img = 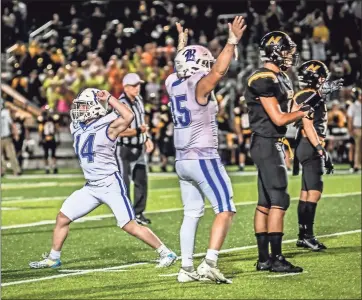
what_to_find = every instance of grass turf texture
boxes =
[1,171,361,299]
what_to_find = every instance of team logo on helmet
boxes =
[183,49,196,62]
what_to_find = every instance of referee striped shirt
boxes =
[118,92,147,146]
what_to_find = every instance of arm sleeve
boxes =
[247,72,279,97]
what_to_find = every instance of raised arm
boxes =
[196,16,247,105]
[96,90,134,140]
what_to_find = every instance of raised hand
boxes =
[227,16,247,45]
[96,90,111,102]
[176,22,188,52]
[318,78,344,97]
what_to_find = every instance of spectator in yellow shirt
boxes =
[313,20,330,43]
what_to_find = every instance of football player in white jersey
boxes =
[166,17,246,283]
[29,88,177,269]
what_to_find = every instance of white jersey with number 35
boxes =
[70,112,119,181]
[165,72,219,160]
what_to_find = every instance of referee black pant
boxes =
[115,144,148,216]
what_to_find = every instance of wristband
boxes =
[106,94,112,103]
[315,144,324,152]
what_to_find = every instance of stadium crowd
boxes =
[1,0,361,172]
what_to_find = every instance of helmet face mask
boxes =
[175,45,215,78]
[70,88,108,123]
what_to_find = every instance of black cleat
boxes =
[255,259,271,271]
[135,214,151,225]
[299,236,327,251]
[53,168,58,174]
[270,255,303,273]
[45,169,50,174]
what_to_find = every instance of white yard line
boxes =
[158,273,179,277]
[4,169,358,181]
[1,230,360,287]
[1,182,85,190]
[267,271,308,278]
[1,207,20,211]
[2,192,360,230]
[1,262,147,287]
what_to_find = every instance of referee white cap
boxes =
[123,73,145,86]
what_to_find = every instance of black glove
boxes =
[316,144,334,174]
[318,78,344,98]
[299,104,314,119]
[324,151,334,174]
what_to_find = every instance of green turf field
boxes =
[1,170,361,299]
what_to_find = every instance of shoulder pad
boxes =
[247,71,278,87]
[293,89,316,105]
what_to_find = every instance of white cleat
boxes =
[177,268,205,283]
[156,251,177,268]
[29,253,62,269]
[197,259,232,284]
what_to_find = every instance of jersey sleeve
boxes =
[187,71,208,91]
[247,72,279,97]
[101,111,119,124]
[165,73,179,95]
[70,122,80,135]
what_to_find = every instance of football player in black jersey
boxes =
[157,104,175,172]
[244,31,342,273]
[292,60,338,251]
[38,107,60,174]
[12,112,29,172]
[234,98,251,171]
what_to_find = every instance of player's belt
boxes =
[278,137,294,160]
[301,129,326,147]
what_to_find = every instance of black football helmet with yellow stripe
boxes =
[297,60,330,89]
[259,31,299,71]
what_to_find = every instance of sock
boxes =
[297,200,307,238]
[156,244,170,256]
[350,160,354,168]
[305,202,317,236]
[255,232,269,262]
[205,249,219,265]
[49,249,61,260]
[239,163,245,167]
[180,216,199,268]
[268,232,284,259]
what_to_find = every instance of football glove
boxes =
[299,103,314,119]
[316,144,334,174]
[318,78,344,98]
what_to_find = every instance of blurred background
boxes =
[1,0,361,174]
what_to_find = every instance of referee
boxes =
[116,73,154,225]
